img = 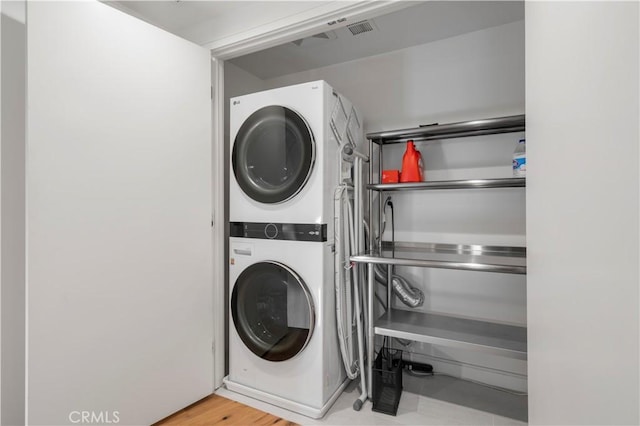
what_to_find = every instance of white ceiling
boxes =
[230,1,524,80]
[107,1,524,80]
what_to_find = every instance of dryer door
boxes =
[232,106,315,204]
[231,261,315,362]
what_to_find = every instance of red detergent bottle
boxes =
[400,140,424,182]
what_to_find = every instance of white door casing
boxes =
[27,2,213,424]
[211,57,226,387]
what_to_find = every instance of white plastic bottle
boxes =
[513,138,526,177]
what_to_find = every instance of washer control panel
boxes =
[230,222,327,242]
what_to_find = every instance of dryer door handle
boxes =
[233,248,252,256]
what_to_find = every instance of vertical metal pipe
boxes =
[352,157,368,408]
[377,141,383,253]
[372,141,383,401]
[386,140,392,309]
[367,262,374,400]
[354,159,360,259]
[354,158,362,345]
[387,264,393,311]
[368,139,374,254]
[367,140,375,402]
[355,157,369,366]
[353,250,368,408]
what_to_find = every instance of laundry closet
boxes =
[224,1,527,421]
[7,1,638,425]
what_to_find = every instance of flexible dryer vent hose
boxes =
[373,264,424,308]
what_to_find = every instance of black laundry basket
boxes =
[372,345,403,415]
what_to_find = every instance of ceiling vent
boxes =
[346,20,376,36]
[292,31,337,47]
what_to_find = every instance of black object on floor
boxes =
[372,346,403,416]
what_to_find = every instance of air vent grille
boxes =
[347,20,374,36]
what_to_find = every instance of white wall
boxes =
[526,2,639,425]
[0,1,26,424]
[264,20,525,134]
[227,21,527,391]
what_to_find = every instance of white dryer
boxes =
[229,80,361,227]
[224,232,348,419]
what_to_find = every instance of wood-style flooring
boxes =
[154,394,298,426]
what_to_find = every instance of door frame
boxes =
[211,57,226,387]
[208,0,413,388]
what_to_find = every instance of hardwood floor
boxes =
[154,394,298,426]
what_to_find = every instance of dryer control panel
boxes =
[230,222,327,242]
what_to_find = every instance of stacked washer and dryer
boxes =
[225,81,363,418]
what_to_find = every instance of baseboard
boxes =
[222,376,350,419]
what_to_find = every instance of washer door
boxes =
[231,261,315,362]
[232,106,315,204]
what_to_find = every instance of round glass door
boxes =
[232,106,315,204]
[231,261,315,362]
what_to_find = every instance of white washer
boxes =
[230,80,360,226]
[224,235,348,419]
